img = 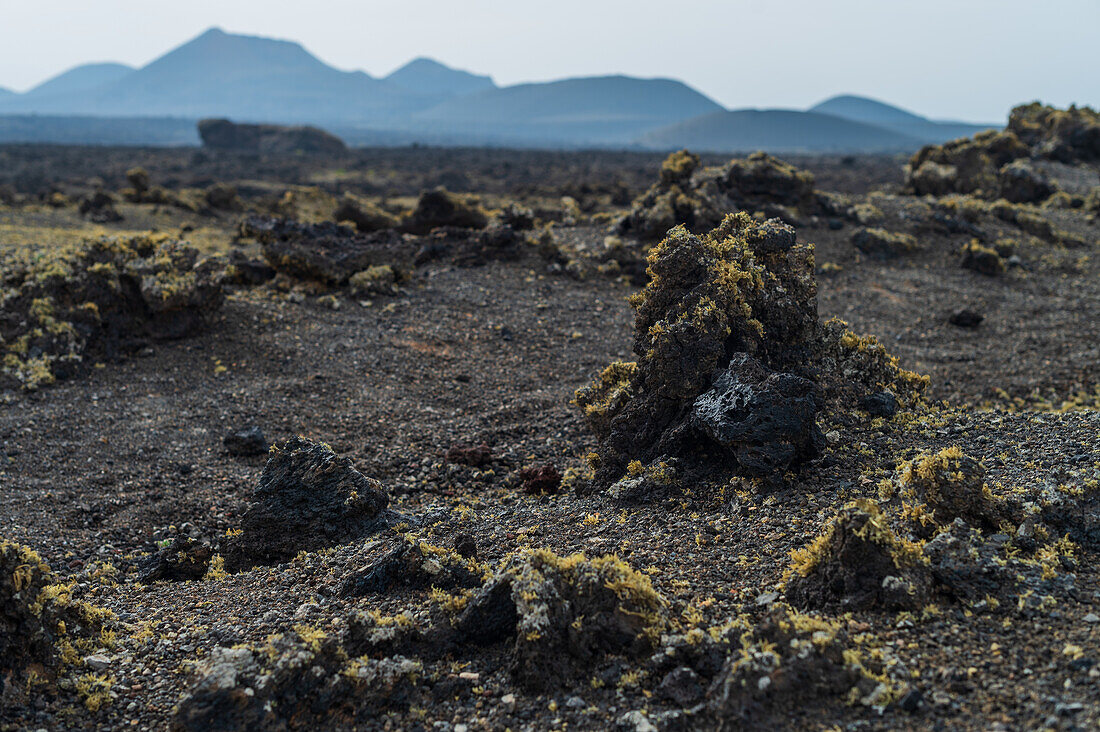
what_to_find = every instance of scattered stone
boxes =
[961,239,1006,276]
[78,191,123,223]
[859,390,898,417]
[851,226,920,259]
[241,216,407,286]
[334,193,399,232]
[949,309,984,328]
[998,160,1056,203]
[340,536,485,597]
[658,666,703,707]
[223,437,389,571]
[691,353,822,478]
[204,183,240,211]
[226,250,276,285]
[401,188,488,234]
[223,425,268,456]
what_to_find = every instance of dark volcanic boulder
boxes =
[241,215,408,285]
[691,353,822,477]
[784,500,931,612]
[997,159,1056,203]
[1,539,112,681]
[137,538,213,583]
[223,437,389,571]
[0,235,224,390]
[223,425,268,456]
[453,550,667,691]
[172,632,422,731]
[340,537,485,597]
[78,191,123,223]
[197,118,347,155]
[617,151,820,241]
[412,223,520,267]
[400,188,489,235]
[334,193,399,232]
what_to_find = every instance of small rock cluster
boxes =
[616,150,821,241]
[906,102,1099,201]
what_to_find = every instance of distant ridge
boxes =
[638,108,922,153]
[409,75,725,144]
[24,62,134,98]
[809,95,996,144]
[384,57,495,98]
[0,29,1007,151]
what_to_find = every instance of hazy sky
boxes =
[1,0,1097,121]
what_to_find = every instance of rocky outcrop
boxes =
[240,216,408,285]
[198,118,347,155]
[223,437,390,571]
[0,235,224,390]
[616,151,820,241]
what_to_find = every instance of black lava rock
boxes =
[137,538,213,583]
[859,391,898,418]
[224,437,389,571]
[949,310,984,328]
[223,426,268,456]
[691,353,823,477]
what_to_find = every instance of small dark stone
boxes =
[948,310,984,328]
[453,532,478,559]
[900,688,924,712]
[859,391,898,418]
[518,463,562,494]
[224,425,268,456]
[657,666,703,707]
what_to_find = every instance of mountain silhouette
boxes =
[809,94,995,143]
[409,75,724,144]
[638,108,922,153]
[384,57,495,98]
[0,29,1004,151]
[24,62,135,98]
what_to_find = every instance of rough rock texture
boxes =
[850,226,920,259]
[78,191,123,223]
[400,188,489,235]
[690,353,822,478]
[334,193,399,233]
[172,631,421,731]
[883,446,1014,539]
[453,550,667,690]
[705,606,899,725]
[784,500,931,611]
[0,235,224,390]
[223,437,389,571]
[997,160,1056,203]
[340,537,485,597]
[906,103,1099,198]
[137,538,213,584]
[240,216,408,285]
[412,223,521,267]
[197,118,348,155]
[1,539,112,679]
[516,463,563,494]
[577,213,819,492]
[616,151,819,241]
[960,240,1006,276]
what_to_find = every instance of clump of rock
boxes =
[223,437,390,571]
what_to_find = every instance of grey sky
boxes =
[1,0,1096,122]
